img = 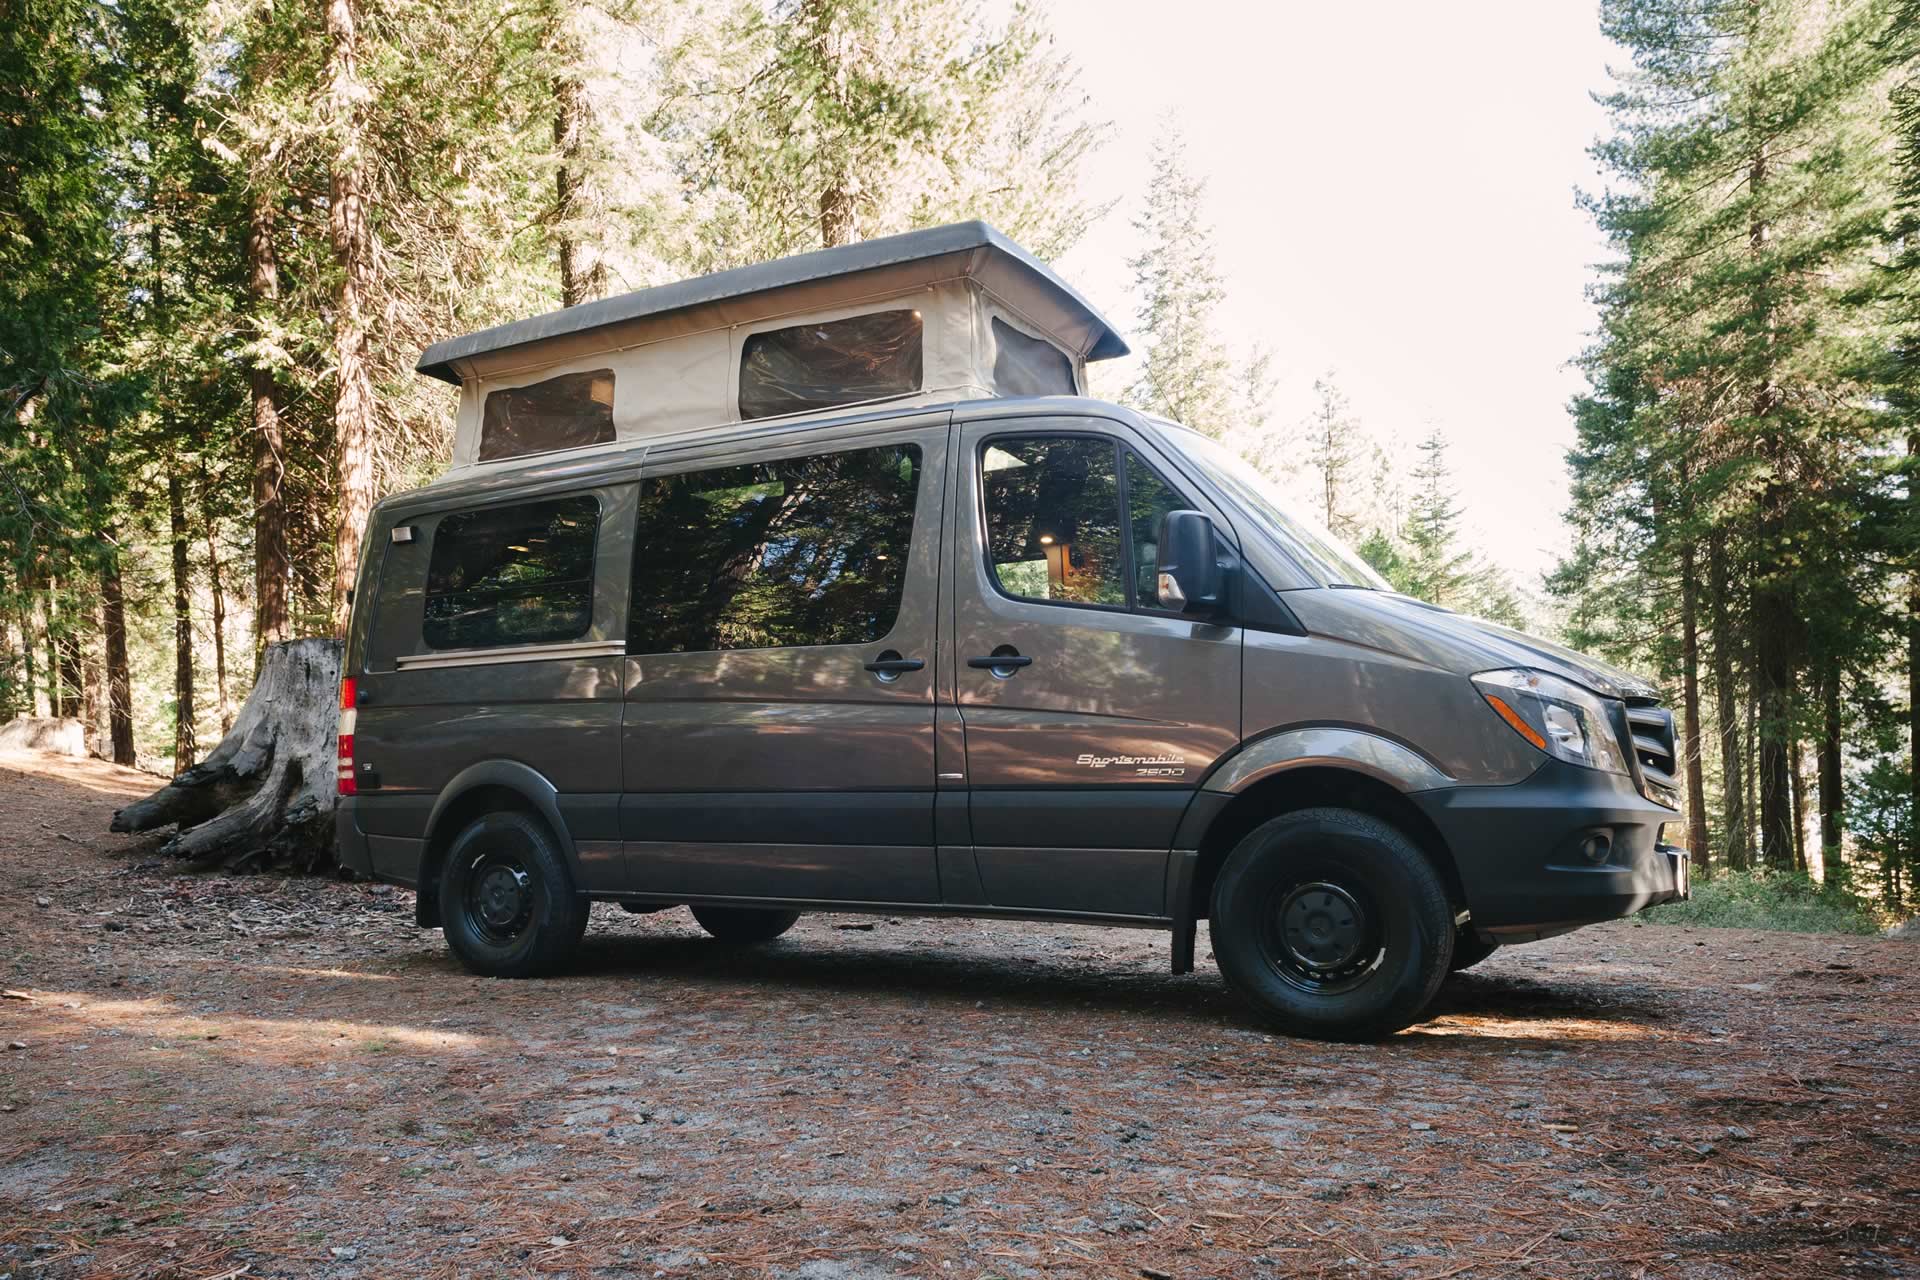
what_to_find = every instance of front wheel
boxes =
[439,811,588,978]
[1210,807,1453,1041]
[690,905,801,944]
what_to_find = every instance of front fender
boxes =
[1201,726,1456,796]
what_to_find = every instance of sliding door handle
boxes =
[864,651,924,682]
[967,646,1032,678]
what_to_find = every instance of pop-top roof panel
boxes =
[415,221,1128,385]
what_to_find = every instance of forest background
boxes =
[3,0,1916,910]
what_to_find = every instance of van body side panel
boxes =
[347,484,637,891]
[950,415,1242,918]
[620,419,949,902]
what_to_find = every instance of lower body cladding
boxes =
[336,764,1688,947]
[1409,757,1689,941]
[334,787,1187,922]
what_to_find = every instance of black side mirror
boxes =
[1156,509,1223,615]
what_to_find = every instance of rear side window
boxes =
[480,370,616,462]
[424,496,599,650]
[990,318,1076,397]
[629,445,920,654]
[738,311,924,420]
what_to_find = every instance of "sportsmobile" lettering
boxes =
[1075,753,1185,768]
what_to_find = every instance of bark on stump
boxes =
[111,638,342,871]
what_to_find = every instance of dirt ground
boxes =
[1,751,1916,1280]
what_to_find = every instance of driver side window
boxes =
[979,435,1196,611]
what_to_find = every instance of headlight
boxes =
[1471,669,1631,776]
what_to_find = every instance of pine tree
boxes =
[1399,430,1473,607]
[1563,0,1905,880]
[1304,374,1359,537]
[1121,123,1233,436]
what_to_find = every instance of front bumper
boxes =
[1411,758,1689,938]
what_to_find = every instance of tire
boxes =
[1209,807,1454,1041]
[1448,931,1500,972]
[690,905,801,944]
[438,810,588,978]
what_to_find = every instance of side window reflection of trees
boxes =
[628,445,921,654]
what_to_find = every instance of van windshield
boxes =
[1156,424,1389,591]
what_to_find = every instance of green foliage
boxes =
[0,0,1108,760]
[694,0,1103,261]
[1356,427,1536,629]
[1644,869,1885,935]
[1560,0,1911,884]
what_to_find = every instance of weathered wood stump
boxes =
[112,637,343,871]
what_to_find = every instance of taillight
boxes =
[337,677,357,797]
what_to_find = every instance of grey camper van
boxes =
[335,222,1688,1040]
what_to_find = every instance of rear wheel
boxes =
[1449,931,1500,972]
[690,905,801,944]
[1210,807,1453,1041]
[438,811,588,978]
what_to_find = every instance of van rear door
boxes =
[350,484,636,890]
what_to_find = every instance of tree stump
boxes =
[112,637,343,871]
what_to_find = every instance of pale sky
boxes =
[1046,0,1620,586]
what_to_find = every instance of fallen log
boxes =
[112,637,342,871]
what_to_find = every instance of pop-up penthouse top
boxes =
[416,221,1130,478]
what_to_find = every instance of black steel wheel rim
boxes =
[1260,878,1385,995]
[465,849,535,946]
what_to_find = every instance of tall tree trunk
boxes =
[819,184,854,248]
[1708,530,1751,870]
[100,546,135,766]
[804,0,855,249]
[169,474,196,772]
[1818,664,1842,872]
[42,581,59,717]
[202,484,232,733]
[1747,101,1797,873]
[1747,676,1760,845]
[51,568,83,720]
[327,0,375,638]
[18,562,39,716]
[86,599,106,749]
[1909,428,1918,903]
[0,566,14,719]
[248,193,291,655]
[1680,535,1710,871]
[1788,731,1807,873]
[552,67,602,308]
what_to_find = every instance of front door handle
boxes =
[864,650,925,682]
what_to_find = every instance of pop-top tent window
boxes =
[480,369,615,462]
[739,310,924,421]
[990,318,1076,397]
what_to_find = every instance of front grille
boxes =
[1624,701,1679,809]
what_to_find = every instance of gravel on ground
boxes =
[2,750,1916,1279]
